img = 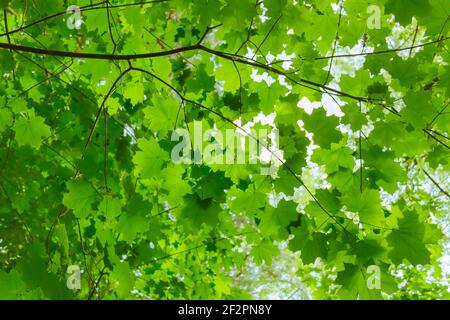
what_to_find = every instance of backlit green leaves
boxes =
[133,138,169,179]
[0,270,27,299]
[0,0,448,301]
[387,212,436,264]
[259,199,298,240]
[341,189,384,226]
[302,108,342,148]
[63,180,97,219]
[13,110,50,149]
[0,108,13,131]
[143,94,180,137]
[123,82,145,106]
[289,216,328,264]
[385,0,432,25]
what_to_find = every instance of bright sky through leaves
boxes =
[0,0,449,300]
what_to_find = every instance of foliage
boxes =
[0,0,449,300]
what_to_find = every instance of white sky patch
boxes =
[237,112,284,171]
[245,47,257,60]
[386,19,426,59]
[321,86,345,117]
[259,2,269,23]
[278,75,292,92]
[215,81,224,96]
[250,69,276,86]
[297,96,321,114]
[323,40,373,81]
[123,123,136,144]
[265,51,295,70]
[274,50,296,70]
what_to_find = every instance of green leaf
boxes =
[289,216,328,264]
[0,0,447,300]
[336,264,382,299]
[178,194,221,232]
[0,107,13,131]
[251,240,280,265]
[63,180,97,219]
[341,189,384,226]
[387,212,433,265]
[111,262,135,298]
[0,270,27,299]
[144,95,180,137]
[133,138,169,180]
[13,110,51,149]
[123,82,145,106]
[385,0,432,25]
[259,199,298,239]
[99,195,123,219]
[302,108,342,148]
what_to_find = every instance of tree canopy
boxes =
[0,0,449,300]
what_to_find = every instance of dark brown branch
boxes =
[88,265,107,300]
[422,168,450,200]
[82,68,133,155]
[424,128,450,151]
[197,23,222,45]
[251,14,282,60]
[0,41,372,102]
[323,2,343,84]
[105,0,118,54]
[429,101,450,126]
[409,26,419,57]
[315,36,450,60]
[0,41,200,60]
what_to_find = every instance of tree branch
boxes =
[422,168,450,200]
